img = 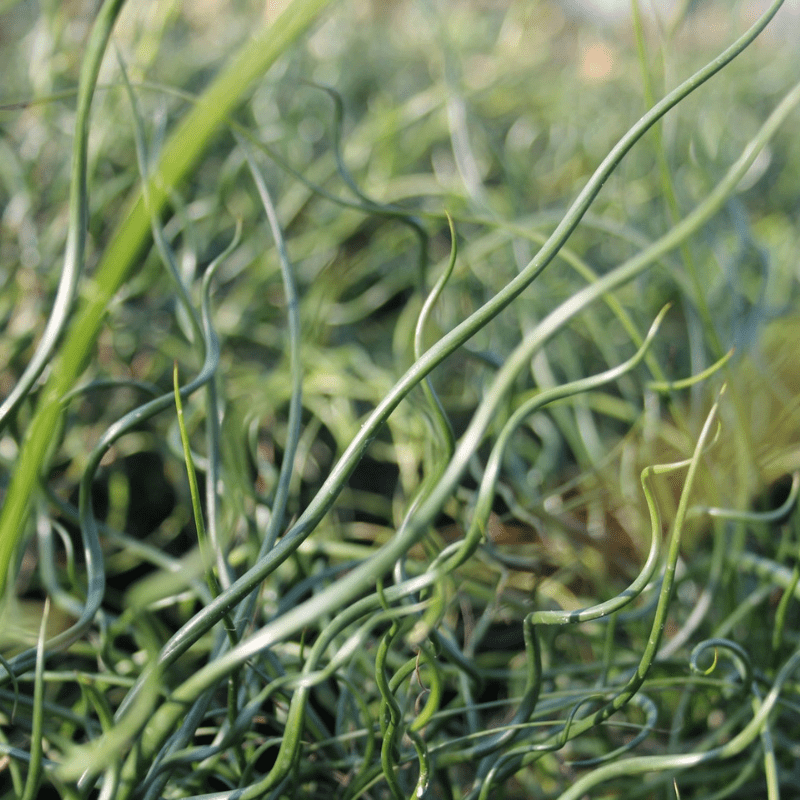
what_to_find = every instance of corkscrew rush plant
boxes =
[1,0,800,797]
[98,16,798,775]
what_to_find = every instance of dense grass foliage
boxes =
[1,1,800,797]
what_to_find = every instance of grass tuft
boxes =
[1,1,799,797]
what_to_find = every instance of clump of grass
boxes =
[1,1,800,798]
